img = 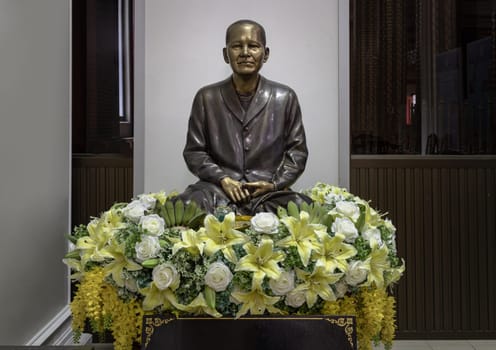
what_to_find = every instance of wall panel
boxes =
[350,156,496,339]
[72,155,133,226]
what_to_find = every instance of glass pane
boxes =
[350,0,496,155]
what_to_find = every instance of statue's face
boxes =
[224,24,269,77]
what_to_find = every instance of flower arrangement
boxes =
[64,183,404,350]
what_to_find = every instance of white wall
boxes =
[139,0,340,194]
[0,0,70,344]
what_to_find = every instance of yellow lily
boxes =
[170,229,204,256]
[385,259,405,286]
[200,213,248,263]
[182,292,222,318]
[140,282,184,311]
[235,239,285,288]
[231,286,282,318]
[364,238,390,288]
[103,240,142,287]
[152,190,170,206]
[313,233,357,273]
[294,266,343,308]
[101,209,127,231]
[62,258,84,281]
[76,218,115,265]
[277,211,326,267]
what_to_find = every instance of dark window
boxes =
[350,0,496,155]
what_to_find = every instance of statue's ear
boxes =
[223,48,229,64]
[263,47,270,62]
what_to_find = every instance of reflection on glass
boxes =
[350,0,496,155]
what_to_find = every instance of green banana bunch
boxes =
[158,199,206,229]
[278,201,333,230]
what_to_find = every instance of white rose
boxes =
[332,217,359,243]
[123,200,147,222]
[138,194,157,210]
[345,260,368,286]
[135,235,161,261]
[334,201,360,222]
[285,289,306,308]
[250,212,280,234]
[269,270,295,296]
[362,226,382,245]
[334,280,348,299]
[140,214,165,236]
[152,263,180,290]
[204,262,233,292]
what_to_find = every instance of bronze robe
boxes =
[178,75,311,214]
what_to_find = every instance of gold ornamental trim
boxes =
[325,316,356,349]
[143,316,175,349]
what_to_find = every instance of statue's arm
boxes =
[183,92,227,184]
[272,92,308,190]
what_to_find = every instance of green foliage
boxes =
[66,224,88,244]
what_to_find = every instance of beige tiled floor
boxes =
[373,340,496,350]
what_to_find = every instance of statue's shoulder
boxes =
[262,76,298,99]
[196,78,231,96]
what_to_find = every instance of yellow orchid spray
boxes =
[200,212,248,263]
[277,211,327,267]
[235,238,285,288]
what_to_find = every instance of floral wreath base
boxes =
[65,183,405,350]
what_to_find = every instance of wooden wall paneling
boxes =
[450,167,462,331]
[477,168,488,330]
[459,168,471,331]
[467,168,479,330]
[422,167,434,331]
[431,167,442,330]
[487,168,496,331]
[395,167,408,332]
[350,156,496,338]
[405,167,416,331]
[72,155,133,226]
[413,167,424,331]
[440,167,453,331]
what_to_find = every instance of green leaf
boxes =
[277,206,288,218]
[204,286,216,309]
[64,250,80,259]
[287,201,299,218]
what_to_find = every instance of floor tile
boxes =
[427,340,475,350]
[374,340,431,350]
[468,340,496,350]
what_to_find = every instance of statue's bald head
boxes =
[226,19,266,47]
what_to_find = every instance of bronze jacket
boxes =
[183,75,308,191]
